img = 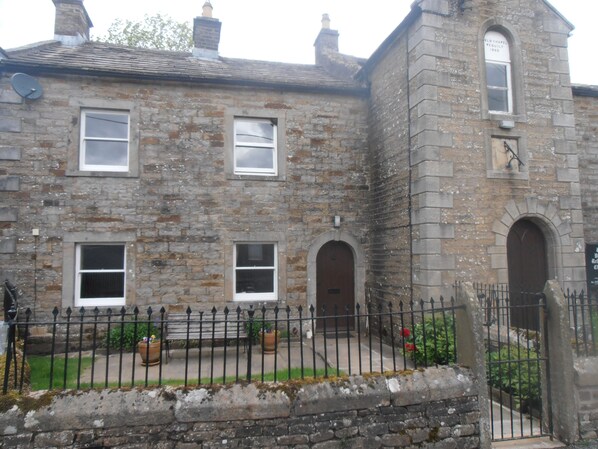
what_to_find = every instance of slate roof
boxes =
[1,41,367,95]
[572,84,598,97]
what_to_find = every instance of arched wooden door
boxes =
[507,219,548,330]
[316,241,355,330]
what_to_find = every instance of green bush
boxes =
[403,315,456,366]
[103,321,161,351]
[487,345,541,412]
[244,318,272,343]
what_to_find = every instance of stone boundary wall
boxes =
[575,357,598,440]
[0,366,481,448]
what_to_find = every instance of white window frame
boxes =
[75,243,126,307]
[233,242,277,301]
[484,30,513,114]
[233,118,278,176]
[80,109,130,172]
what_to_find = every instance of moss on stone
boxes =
[0,391,19,413]
[428,426,440,442]
[0,390,57,414]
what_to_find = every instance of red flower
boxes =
[401,328,411,338]
[405,343,416,352]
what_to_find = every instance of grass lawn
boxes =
[28,356,333,390]
[78,367,334,389]
[29,355,94,390]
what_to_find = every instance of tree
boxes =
[96,14,193,52]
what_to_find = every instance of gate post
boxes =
[455,282,491,449]
[543,280,579,443]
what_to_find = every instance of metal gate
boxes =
[475,284,552,441]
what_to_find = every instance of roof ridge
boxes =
[5,40,60,56]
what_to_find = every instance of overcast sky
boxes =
[0,0,595,84]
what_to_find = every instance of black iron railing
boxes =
[2,298,460,394]
[3,279,18,322]
[474,283,597,357]
[474,283,552,441]
[565,289,597,357]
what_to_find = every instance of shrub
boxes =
[402,315,456,366]
[103,321,161,351]
[244,318,272,343]
[487,345,541,412]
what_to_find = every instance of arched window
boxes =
[484,30,512,114]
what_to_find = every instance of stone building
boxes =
[0,0,596,318]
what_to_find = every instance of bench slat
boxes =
[165,313,248,342]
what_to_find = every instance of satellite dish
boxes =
[10,73,43,100]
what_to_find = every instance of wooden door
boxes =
[316,241,355,330]
[507,220,548,330]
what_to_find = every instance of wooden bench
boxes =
[165,312,248,361]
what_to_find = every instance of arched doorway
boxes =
[507,219,548,330]
[316,241,355,330]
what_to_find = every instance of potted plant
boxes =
[259,326,280,354]
[245,319,281,354]
[137,334,161,366]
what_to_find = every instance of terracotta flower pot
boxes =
[259,330,280,354]
[137,340,161,366]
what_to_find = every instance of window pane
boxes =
[486,63,508,88]
[235,146,274,170]
[236,244,274,267]
[85,112,128,139]
[488,88,509,112]
[81,245,124,270]
[84,141,128,166]
[80,272,124,298]
[235,269,274,294]
[235,120,274,144]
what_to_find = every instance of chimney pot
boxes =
[321,13,331,30]
[202,1,213,18]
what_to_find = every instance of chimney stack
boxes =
[314,15,360,79]
[193,1,222,59]
[52,0,93,46]
[314,14,339,66]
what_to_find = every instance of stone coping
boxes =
[0,365,476,436]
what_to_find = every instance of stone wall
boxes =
[572,95,598,439]
[367,21,413,304]
[0,74,369,317]
[574,357,598,440]
[365,0,586,300]
[575,91,598,245]
[0,367,481,448]
[441,0,583,294]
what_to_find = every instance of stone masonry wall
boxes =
[0,74,369,317]
[366,0,586,300]
[0,366,481,448]
[367,26,413,305]
[574,357,598,440]
[575,93,598,245]
[435,0,585,294]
